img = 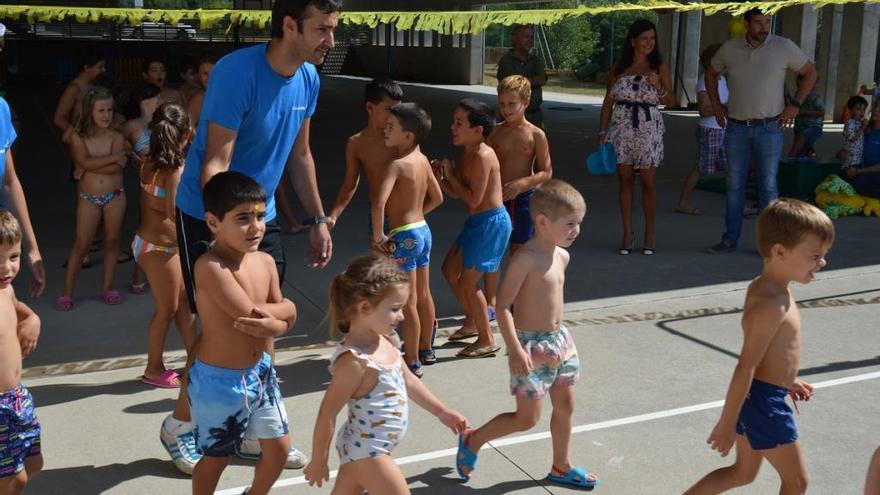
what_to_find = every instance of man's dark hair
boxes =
[364,76,404,104]
[203,171,267,221]
[123,82,161,120]
[77,47,104,72]
[743,8,768,23]
[389,103,431,145]
[512,24,532,36]
[847,95,868,110]
[457,98,495,138]
[271,0,342,38]
[141,56,166,74]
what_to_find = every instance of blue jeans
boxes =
[723,120,783,247]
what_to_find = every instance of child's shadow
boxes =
[27,458,187,493]
[28,379,167,408]
[408,467,552,494]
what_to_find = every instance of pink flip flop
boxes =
[140,370,181,388]
[54,294,74,311]
[103,289,123,306]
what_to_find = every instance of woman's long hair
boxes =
[615,19,663,75]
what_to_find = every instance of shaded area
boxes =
[7,76,880,369]
[26,459,188,494]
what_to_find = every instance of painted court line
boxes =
[216,370,880,494]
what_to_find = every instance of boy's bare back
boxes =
[489,121,546,184]
[348,129,398,204]
[0,286,20,391]
[383,150,435,228]
[509,245,568,332]
[194,250,278,369]
[458,143,504,214]
[742,276,801,389]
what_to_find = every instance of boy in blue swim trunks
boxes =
[685,198,834,495]
[0,210,43,494]
[188,172,298,495]
[484,75,552,318]
[372,102,443,377]
[455,180,598,488]
[435,99,512,359]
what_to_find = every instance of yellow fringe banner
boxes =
[0,1,877,35]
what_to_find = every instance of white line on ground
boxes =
[216,370,880,494]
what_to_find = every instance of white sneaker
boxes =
[238,438,309,469]
[159,417,202,475]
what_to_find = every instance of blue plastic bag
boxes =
[586,142,617,175]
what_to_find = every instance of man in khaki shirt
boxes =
[705,9,817,254]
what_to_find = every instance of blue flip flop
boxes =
[547,466,600,488]
[456,432,478,481]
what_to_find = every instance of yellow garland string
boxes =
[1,1,878,36]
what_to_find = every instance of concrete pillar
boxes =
[656,12,680,92]
[816,5,844,120]
[834,4,880,116]
[468,6,485,85]
[779,5,819,60]
[676,10,702,108]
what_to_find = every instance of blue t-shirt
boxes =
[864,127,880,168]
[176,43,320,221]
[0,97,16,182]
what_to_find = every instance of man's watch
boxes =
[790,99,802,108]
[302,215,330,226]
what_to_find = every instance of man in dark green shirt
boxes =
[497,25,547,127]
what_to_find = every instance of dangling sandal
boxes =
[456,430,478,481]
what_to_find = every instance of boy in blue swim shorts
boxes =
[455,180,598,489]
[372,102,443,377]
[686,198,835,495]
[435,99,512,359]
[188,173,298,495]
[0,210,43,494]
[483,75,552,318]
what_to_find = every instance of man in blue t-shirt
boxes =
[160,0,340,477]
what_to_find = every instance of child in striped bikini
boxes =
[133,103,196,388]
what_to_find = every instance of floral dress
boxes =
[608,74,665,169]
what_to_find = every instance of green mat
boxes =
[695,160,843,203]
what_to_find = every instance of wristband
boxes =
[302,215,330,226]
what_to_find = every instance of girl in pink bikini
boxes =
[56,87,128,311]
[134,103,196,388]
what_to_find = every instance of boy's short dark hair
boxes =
[364,77,404,104]
[847,95,868,110]
[203,172,267,221]
[0,210,21,246]
[142,56,166,74]
[123,82,161,120]
[389,103,431,145]
[77,47,104,71]
[756,198,834,258]
[271,0,342,37]
[457,98,496,138]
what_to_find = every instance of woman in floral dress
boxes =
[599,19,674,255]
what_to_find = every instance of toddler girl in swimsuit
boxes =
[304,253,468,494]
[56,87,128,311]
[135,103,196,388]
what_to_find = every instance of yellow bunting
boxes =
[0,1,878,36]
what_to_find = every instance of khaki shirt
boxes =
[711,34,809,120]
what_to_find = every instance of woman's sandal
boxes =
[419,319,439,365]
[103,289,123,306]
[619,234,635,256]
[54,294,74,311]
[547,465,600,488]
[456,430,478,481]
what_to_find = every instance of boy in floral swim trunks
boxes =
[0,210,43,494]
[454,180,599,489]
[371,102,443,377]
